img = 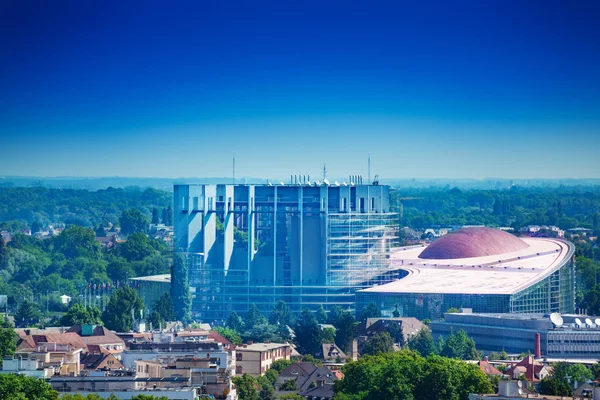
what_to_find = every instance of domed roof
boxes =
[418,227,529,260]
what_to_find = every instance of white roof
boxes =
[237,343,290,352]
[361,238,573,295]
[129,274,171,283]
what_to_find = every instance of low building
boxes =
[430,312,600,358]
[358,317,425,342]
[80,353,124,371]
[236,342,291,376]
[121,341,231,371]
[505,356,551,382]
[1,357,54,378]
[277,361,338,400]
[128,274,171,314]
[67,324,125,355]
[15,342,83,376]
[321,343,347,363]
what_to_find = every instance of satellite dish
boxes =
[280,182,285,186]
[324,179,330,185]
[586,318,594,327]
[595,318,600,326]
[342,182,348,186]
[334,181,340,186]
[575,318,584,328]
[518,389,523,395]
[517,381,523,388]
[550,313,563,328]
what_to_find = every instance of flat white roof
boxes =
[129,274,171,283]
[237,343,289,352]
[361,238,573,295]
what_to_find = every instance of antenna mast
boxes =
[368,153,371,183]
[323,164,327,180]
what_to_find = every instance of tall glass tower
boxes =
[173,179,398,321]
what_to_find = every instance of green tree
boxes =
[152,292,175,322]
[328,305,344,326]
[269,300,295,326]
[214,326,243,345]
[362,331,394,356]
[270,359,292,372]
[52,225,101,260]
[279,394,304,400]
[322,327,336,343]
[316,304,328,324]
[359,302,381,321]
[60,304,103,326]
[226,310,244,331]
[0,323,17,366]
[280,379,298,391]
[0,374,59,400]
[151,208,160,224]
[334,311,356,353]
[147,311,164,330]
[119,209,149,235]
[118,232,155,262]
[233,374,259,400]
[439,330,480,360]
[408,327,437,357]
[102,286,144,332]
[259,382,276,400]
[392,304,400,318]
[162,206,173,226]
[295,308,323,356]
[171,252,191,323]
[245,303,267,330]
[14,300,42,327]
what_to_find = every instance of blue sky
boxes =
[1,0,599,179]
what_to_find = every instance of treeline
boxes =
[0,186,171,230]
[393,186,600,230]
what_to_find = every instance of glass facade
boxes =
[174,183,398,321]
[356,258,576,320]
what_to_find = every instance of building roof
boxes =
[419,227,529,259]
[478,359,503,376]
[361,237,573,296]
[321,343,347,361]
[237,342,289,352]
[129,274,171,283]
[80,353,122,370]
[18,332,87,351]
[66,325,124,347]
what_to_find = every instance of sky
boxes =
[1,0,599,180]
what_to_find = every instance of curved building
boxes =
[356,227,576,320]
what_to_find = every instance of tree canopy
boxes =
[102,286,144,332]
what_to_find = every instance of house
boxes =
[66,324,125,354]
[477,358,503,376]
[358,317,425,342]
[14,342,83,376]
[17,332,87,353]
[321,343,347,362]
[235,342,291,376]
[277,362,339,400]
[80,353,124,371]
[505,356,551,382]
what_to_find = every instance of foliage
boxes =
[214,326,243,345]
[301,354,323,366]
[270,359,292,372]
[226,310,244,331]
[540,362,593,396]
[0,374,59,400]
[439,330,480,360]
[14,300,42,328]
[279,393,304,400]
[408,328,437,357]
[0,323,17,366]
[280,379,298,391]
[129,395,169,400]
[119,209,149,235]
[259,381,276,400]
[233,374,260,400]
[264,368,278,386]
[61,394,106,400]
[245,303,267,329]
[295,308,323,356]
[102,286,144,332]
[170,252,191,323]
[362,331,395,356]
[384,321,405,346]
[334,350,493,400]
[269,300,295,326]
[359,302,381,322]
[152,292,175,322]
[333,311,357,353]
[316,304,328,323]
[322,327,336,343]
[117,232,156,262]
[60,303,103,326]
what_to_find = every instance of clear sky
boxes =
[1,0,599,180]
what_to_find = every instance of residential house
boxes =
[277,362,339,400]
[477,358,503,376]
[505,356,551,382]
[80,352,124,372]
[67,324,125,355]
[321,343,347,363]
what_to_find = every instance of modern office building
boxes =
[356,227,576,320]
[173,179,398,321]
[431,312,600,359]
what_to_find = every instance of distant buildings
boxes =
[235,342,291,376]
[174,181,398,320]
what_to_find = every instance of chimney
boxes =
[534,333,541,358]
[247,341,253,345]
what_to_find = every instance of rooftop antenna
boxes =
[232,152,236,184]
[368,153,371,183]
[323,164,327,180]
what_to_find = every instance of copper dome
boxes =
[418,227,529,260]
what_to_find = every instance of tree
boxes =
[14,300,42,327]
[270,359,292,372]
[214,326,243,345]
[259,382,276,400]
[171,253,191,323]
[316,304,328,324]
[0,374,59,400]
[152,292,175,322]
[328,305,344,326]
[148,311,164,330]
[233,374,259,400]
[102,286,144,332]
[439,330,480,360]
[362,331,394,356]
[269,300,295,326]
[334,311,356,352]
[151,208,160,224]
[385,321,405,346]
[245,304,267,330]
[119,209,149,236]
[52,225,101,260]
[392,304,400,318]
[0,324,17,366]
[162,206,173,226]
[294,308,323,356]
[60,303,103,326]
[322,327,336,343]
[118,232,155,262]
[541,362,593,396]
[359,302,381,321]
[408,327,437,357]
[226,310,244,331]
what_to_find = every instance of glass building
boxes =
[356,228,576,320]
[173,179,398,321]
